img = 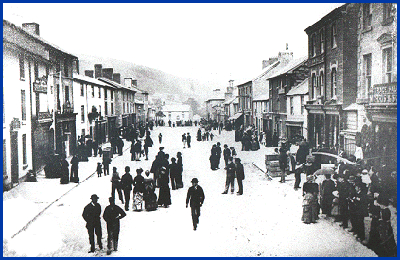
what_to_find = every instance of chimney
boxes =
[229,80,234,88]
[94,64,102,78]
[112,73,121,84]
[22,23,40,36]
[124,78,133,87]
[102,68,113,80]
[278,43,293,62]
[132,79,137,87]
[262,57,278,70]
[85,70,94,78]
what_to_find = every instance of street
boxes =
[4,126,377,257]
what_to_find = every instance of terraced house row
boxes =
[3,20,149,189]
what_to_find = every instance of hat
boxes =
[191,178,199,183]
[136,168,143,174]
[91,194,99,200]
[362,169,368,174]
[306,175,314,181]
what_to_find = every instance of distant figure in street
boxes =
[223,144,231,168]
[132,168,145,211]
[176,152,184,189]
[230,147,237,158]
[111,167,124,205]
[187,133,191,148]
[158,133,163,144]
[210,132,214,141]
[235,158,245,195]
[96,162,102,177]
[216,142,222,169]
[117,137,124,156]
[197,128,202,141]
[210,144,218,170]
[103,197,126,255]
[182,133,187,148]
[103,156,112,176]
[143,135,153,160]
[279,147,288,183]
[70,155,80,183]
[60,154,69,184]
[134,139,142,161]
[168,120,172,127]
[186,178,205,231]
[222,157,236,194]
[169,157,179,190]
[82,194,103,253]
[120,166,134,211]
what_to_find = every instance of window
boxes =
[65,86,69,102]
[21,90,26,121]
[301,96,304,115]
[81,105,85,123]
[320,29,324,54]
[80,83,84,97]
[104,89,108,99]
[383,3,393,23]
[19,53,25,80]
[331,68,337,98]
[123,103,125,114]
[363,54,372,94]
[277,98,280,111]
[311,73,317,99]
[312,33,317,56]
[22,134,27,165]
[290,97,294,115]
[111,103,114,114]
[331,22,337,48]
[92,86,95,98]
[64,59,69,77]
[363,3,372,29]
[383,47,393,83]
[111,90,114,100]
[319,71,324,98]
[98,87,101,98]
[182,113,185,119]
[56,84,61,111]
[34,61,39,81]
[105,102,108,116]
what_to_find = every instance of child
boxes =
[96,162,102,177]
[230,147,237,158]
[98,147,103,157]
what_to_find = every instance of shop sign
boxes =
[371,82,397,104]
[33,76,48,93]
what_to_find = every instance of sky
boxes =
[4,3,343,86]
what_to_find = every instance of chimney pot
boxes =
[22,23,40,36]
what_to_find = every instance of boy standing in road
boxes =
[186,178,205,231]
[103,197,126,255]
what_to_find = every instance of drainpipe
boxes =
[28,59,35,173]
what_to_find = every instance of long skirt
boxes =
[133,192,144,210]
[301,193,319,224]
[158,186,171,206]
[144,192,158,211]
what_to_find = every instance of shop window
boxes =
[290,97,294,115]
[331,69,337,98]
[105,102,108,116]
[320,28,324,54]
[301,96,304,115]
[383,3,393,24]
[22,134,27,165]
[21,90,26,121]
[311,73,317,100]
[80,83,84,97]
[319,71,324,98]
[81,105,85,123]
[382,47,393,83]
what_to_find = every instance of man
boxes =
[70,154,79,183]
[216,142,222,169]
[278,147,288,183]
[103,156,112,176]
[320,173,336,216]
[182,133,187,148]
[223,144,231,168]
[186,133,191,148]
[186,178,205,231]
[222,157,236,194]
[120,166,134,211]
[82,194,103,253]
[235,158,245,195]
[103,197,126,255]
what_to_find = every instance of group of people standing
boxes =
[182,133,192,148]
[197,128,214,142]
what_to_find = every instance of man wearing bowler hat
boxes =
[186,178,205,231]
[82,194,103,253]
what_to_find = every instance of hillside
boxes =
[78,54,215,105]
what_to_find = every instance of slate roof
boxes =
[268,56,308,80]
[286,78,309,96]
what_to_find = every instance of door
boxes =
[64,133,70,158]
[10,131,19,183]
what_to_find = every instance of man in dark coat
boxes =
[235,158,245,195]
[70,155,79,183]
[278,147,288,183]
[320,173,336,216]
[222,157,236,194]
[103,197,126,255]
[103,156,112,176]
[60,154,69,184]
[216,142,222,169]
[272,131,279,147]
[169,157,179,190]
[186,133,191,148]
[82,194,103,253]
[296,138,309,165]
[117,137,124,156]
[337,173,353,228]
[120,166,134,211]
[186,178,205,231]
[223,144,231,168]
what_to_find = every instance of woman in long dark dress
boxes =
[132,168,145,211]
[176,152,183,188]
[143,170,158,211]
[157,167,171,207]
[302,175,319,224]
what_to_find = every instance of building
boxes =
[304,3,360,151]
[356,3,397,169]
[237,80,253,128]
[205,89,225,122]
[286,78,309,142]
[268,56,308,141]
[162,104,192,126]
[73,73,116,144]
[3,20,78,188]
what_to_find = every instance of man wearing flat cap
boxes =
[186,178,205,231]
[82,194,103,253]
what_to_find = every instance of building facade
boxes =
[305,3,360,151]
[286,78,309,142]
[205,89,225,122]
[237,81,253,128]
[162,104,192,126]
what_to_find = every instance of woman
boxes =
[111,167,124,204]
[143,170,158,211]
[143,135,153,161]
[132,168,145,211]
[157,167,172,208]
[176,152,183,189]
[302,175,319,224]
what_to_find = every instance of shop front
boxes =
[55,113,77,158]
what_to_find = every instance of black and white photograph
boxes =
[3,3,397,257]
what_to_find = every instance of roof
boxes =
[206,91,225,102]
[343,103,364,111]
[268,56,308,80]
[73,73,115,88]
[252,60,281,81]
[3,19,77,59]
[162,104,191,112]
[253,94,269,101]
[287,78,309,96]
[224,96,238,105]
[97,77,140,93]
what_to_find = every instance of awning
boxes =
[228,112,243,120]
[286,122,303,127]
